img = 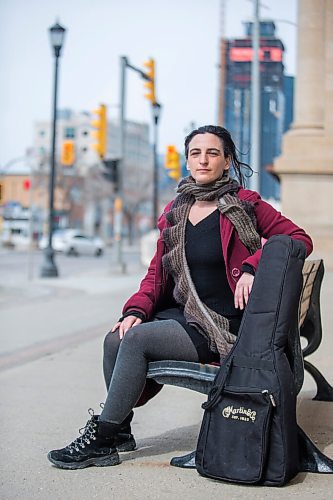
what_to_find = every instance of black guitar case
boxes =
[196,234,307,486]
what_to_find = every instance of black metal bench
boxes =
[146,259,333,473]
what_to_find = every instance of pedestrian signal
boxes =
[23,179,31,190]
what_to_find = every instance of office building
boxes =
[219,21,294,200]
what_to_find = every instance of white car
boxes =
[39,229,104,256]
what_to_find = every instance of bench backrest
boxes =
[299,260,324,357]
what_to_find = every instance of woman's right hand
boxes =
[111,315,143,339]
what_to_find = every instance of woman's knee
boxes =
[103,329,121,357]
[120,324,147,349]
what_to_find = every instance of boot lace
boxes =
[67,408,98,454]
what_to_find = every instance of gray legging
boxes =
[101,319,199,424]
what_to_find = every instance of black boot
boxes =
[47,409,121,470]
[113,410,136,452]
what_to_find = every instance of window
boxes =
[64,127,75,139]
[264,50,271,61]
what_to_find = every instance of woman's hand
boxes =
[111,315,143,339]
[234,272,254,310]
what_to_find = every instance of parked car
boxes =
[38,229,105,256]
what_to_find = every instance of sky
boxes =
[0,0,297,166]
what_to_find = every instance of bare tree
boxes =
[123,163,152,244]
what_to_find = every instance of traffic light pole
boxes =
[114,56,127,274]
[116,56,158,269]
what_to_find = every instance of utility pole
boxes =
[250,0,261,192]
[218,0,227,125]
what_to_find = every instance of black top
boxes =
[155,210,243,363]
[185,209,239,316]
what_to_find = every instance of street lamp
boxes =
[40,21,66,277]
[152,102,162,228]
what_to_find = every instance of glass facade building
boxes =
[222,21,294,200]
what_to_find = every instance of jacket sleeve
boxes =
[241,191,313,271]
[122,249,159,320]
[121,201,173,320]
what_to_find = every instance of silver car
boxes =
[39,229,104,256]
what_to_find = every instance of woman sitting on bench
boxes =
[48,125,313,470]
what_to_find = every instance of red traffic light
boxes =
[23,179,31,190]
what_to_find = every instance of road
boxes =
[0,245,144,368]
[0,245,140,282]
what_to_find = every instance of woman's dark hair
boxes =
[184,125,253,186]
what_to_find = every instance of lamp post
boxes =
[152,102,162,228]
[40,21,66,277]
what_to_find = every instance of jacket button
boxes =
[231,267,241,278]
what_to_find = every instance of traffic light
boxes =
[143,58,156,104]
[91,104,107,158]
[23,179,31,190]
[165,145,181,181]
[61,140,75,166]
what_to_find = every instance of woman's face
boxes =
[186,133,230,185]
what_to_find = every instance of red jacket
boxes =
[123,188,313,320]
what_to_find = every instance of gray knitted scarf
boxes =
[162,175,261,358]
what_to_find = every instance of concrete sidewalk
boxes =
[0,258,146,362]
[0,267,332,499]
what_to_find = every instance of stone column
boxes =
[292,0,325,131]
[274,0,333,268]
[324,0,333,135]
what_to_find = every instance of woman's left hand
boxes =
[234,272,254,310]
